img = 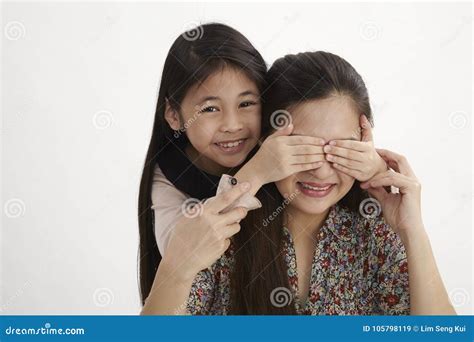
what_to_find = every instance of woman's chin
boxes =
[290,199,333,216]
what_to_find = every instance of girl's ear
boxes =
[164,98,181,131]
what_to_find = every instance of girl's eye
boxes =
[239,101,257,108]
[199,106,219,113]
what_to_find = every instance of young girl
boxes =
[139,24,388,314]
[148,51,455,315]
[138,22,333,311]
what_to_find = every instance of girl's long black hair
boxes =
[137,23,267,306]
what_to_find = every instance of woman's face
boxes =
[275,95,361,216]
[166,67,261,173]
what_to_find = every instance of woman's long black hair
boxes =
[137,23,267,306]
[230,51,373,314]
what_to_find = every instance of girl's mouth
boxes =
[297,182,335,198]
[214,138,247,154]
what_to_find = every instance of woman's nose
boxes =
[308,160,335,178]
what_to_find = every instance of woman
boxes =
[145,51,455,315]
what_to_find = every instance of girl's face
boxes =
[275,95,361,216]
[165,67,261,174]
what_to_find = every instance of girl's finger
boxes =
[291,161,324,173]
[376,149,417,178]
[291,154,326,165]
[323,145,364,162]
[208,182,250,213]
[326,139,368,152]
[290,145,324,155]
[268,123,293,138]
[325,153,362,169]
[332,163,362,179]
[284,135,326,146]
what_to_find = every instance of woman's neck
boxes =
[285,205,330,241]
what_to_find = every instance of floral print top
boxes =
[186,204,410,315]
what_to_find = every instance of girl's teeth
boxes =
[300,183,331,191]
[218,139,243,148]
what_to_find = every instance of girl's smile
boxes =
[213,138,248,154]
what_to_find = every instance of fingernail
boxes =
[241,182,250,190]
[329,141,336,146]
[324,146,331,152]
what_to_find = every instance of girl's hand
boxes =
[250,123,326,185]
[360,149,424,238]
[323,115,387,182]
[161,182,251,282]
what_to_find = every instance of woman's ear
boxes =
[164,98,181,131]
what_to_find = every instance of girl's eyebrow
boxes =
[196,90,257,104]
[238,90,259,97]
[197,95,220,103]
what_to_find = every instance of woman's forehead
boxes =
[290,97,360,140]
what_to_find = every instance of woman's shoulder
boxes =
[336,203,406,263]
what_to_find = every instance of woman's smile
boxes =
[297,181,336,198]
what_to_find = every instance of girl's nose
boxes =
[220,109,243,133]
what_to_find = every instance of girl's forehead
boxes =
[193,68,258,95]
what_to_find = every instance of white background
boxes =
[1,1,472,315]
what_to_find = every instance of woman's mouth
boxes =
[214,138,247,154]
[297,182,335,198]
